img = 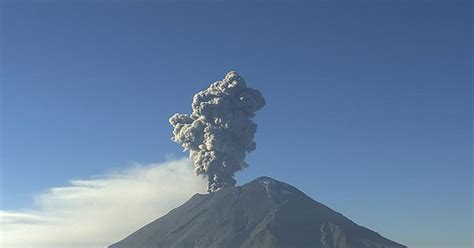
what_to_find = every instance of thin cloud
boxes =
[1,158,207,248]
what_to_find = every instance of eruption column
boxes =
[169,71,265,192]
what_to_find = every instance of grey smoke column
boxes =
[169,71,265,192]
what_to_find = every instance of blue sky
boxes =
[1,1,472,247]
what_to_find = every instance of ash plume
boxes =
[169,71,265,192]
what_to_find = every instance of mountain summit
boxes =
[109,177,406,248]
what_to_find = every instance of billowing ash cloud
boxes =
[169,71,265,192]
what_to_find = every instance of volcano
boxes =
[109,177,405,248]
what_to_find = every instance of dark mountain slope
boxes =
[110,177,406,248]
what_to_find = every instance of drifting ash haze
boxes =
[1,158,206,248]
[170,71,265,192]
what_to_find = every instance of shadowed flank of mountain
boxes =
[109,176,406,248]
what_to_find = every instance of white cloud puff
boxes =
[1,158,207,248]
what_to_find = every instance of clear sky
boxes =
[1,1,472,248]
